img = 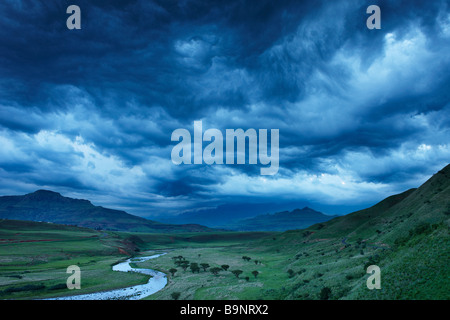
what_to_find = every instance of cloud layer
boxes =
[0,0,449,216]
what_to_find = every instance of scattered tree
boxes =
[231,270,243,278]
[221,264,230,271]
[169,268,177,277]
[200,263,210,272]
[180,261,189,271]
[171,292,181,300]
[190,263,200,273]
[252,270,259,278]
[210,267,222,276]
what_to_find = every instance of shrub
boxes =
[210,267,222,276]
[363,255,381,271]
[4,284,46,293]
[303,231,312,237]
[315,273,324,278]
[171,292,181,300]
[319,287,332,300]
[409,223,435,237]
[49,283,67,291]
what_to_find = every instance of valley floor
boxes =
[1,219,448,300]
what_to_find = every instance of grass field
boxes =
[0,219,150,299]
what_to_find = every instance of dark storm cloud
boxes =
[0,0,449,216]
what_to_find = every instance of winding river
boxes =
[49,253,167,300]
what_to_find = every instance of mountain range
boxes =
[0,190,338,233]
[1,163,448,237]
[222,207,336,231]
[0,190,213,233]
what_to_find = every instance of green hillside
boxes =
[247,164,450,299]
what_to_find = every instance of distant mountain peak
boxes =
[24,189,64,200]
[21,190,95,206]
[224,207,335,231]
[288,207,323,216]
[34,189,59,193]
[29,189,62,196]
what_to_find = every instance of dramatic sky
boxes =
[0,0,449,218]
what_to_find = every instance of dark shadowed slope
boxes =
[0,190,215,233]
